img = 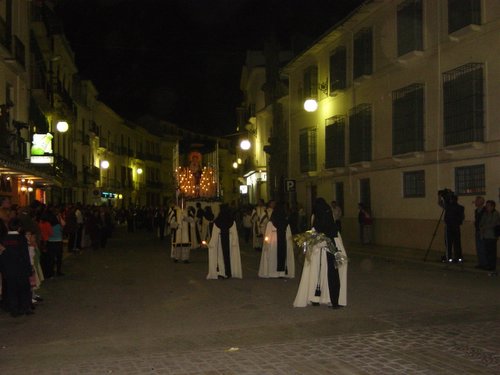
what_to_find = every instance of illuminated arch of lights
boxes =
[175,166,216,199]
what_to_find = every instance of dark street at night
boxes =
[1,1,500,373]
[0,226,498,374]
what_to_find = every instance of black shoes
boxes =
[10,310,34,318]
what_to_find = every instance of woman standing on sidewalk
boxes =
[294,198,348,308]
[46,207,65,277]
[479,200,500,276]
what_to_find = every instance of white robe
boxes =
[293,233,348,307]
[258,222,295,278]
[207,222,242,279]
[169,208,194,260]
[251,206,268,249]
[200,216,213,245]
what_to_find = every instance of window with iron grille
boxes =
[303,65,318,100]
[349,104,372,163]
[403,170,425,197]
[392,83,424,155]
[455,164,485,195]
[353,28,373,79]
[299,127,317,173]
[448,0,481,34]
[397,0,423,56]
[443,63,484,146]
[329,47,347,92]
[325,116,345,168]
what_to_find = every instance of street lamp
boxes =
[137,167,143,175]
[303,98,318,112]
[101,160,109,169]
[240,139,251,150]
[56,121,69,133]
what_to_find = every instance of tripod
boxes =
[423,208,445,262]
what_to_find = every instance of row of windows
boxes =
[303,0,481,97]
[403,164,485,198]
[299,62,484,172]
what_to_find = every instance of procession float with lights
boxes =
[173,141,221,211]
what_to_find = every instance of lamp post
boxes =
[53,119,70,203]
[100,159,109,189]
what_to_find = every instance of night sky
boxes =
[55,0,365,136]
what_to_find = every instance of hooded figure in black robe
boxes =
[270,203,289,272]
[311,197,341,307]
[213,204,235,278]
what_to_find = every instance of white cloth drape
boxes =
[293,233,347,307]
[207,222,242,279]
[258,222,295,278]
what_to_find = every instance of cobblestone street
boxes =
[0,227,498,374]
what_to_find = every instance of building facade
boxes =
[283,0,500,253]
[1,1,232,209]
[237,47,293,205]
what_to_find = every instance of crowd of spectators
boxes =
[0,198,116,318]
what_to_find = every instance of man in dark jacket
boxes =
[444,195,465,263]
[2,218,34,317]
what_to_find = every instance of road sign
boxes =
[285,179,296,192]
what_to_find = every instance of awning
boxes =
[0,158,60,187]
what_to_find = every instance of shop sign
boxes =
[30,133,54,164]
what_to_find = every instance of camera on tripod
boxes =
[438,188,455,208]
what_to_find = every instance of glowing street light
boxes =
[56,121,69,133]
[137,167,143,175]
[303,99,318,112]
[240,139,251,150]
[100,160,110,169]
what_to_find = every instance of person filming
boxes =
[441,192,465,263]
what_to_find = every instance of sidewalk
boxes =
[345,240,495,274]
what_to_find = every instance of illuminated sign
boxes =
[30,133,54,164]
[30,156,54,164]
[31,133,53,156]
[101,191,118,199]
[239,185,248,194]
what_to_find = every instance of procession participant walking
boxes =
[294,198,348,309]
[258,202,295,279]
[251,199,268,251]
[207,204,242,279]
[200,205,215,245]
[170,204,194,263]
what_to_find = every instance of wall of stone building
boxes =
[340,216,476,257]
